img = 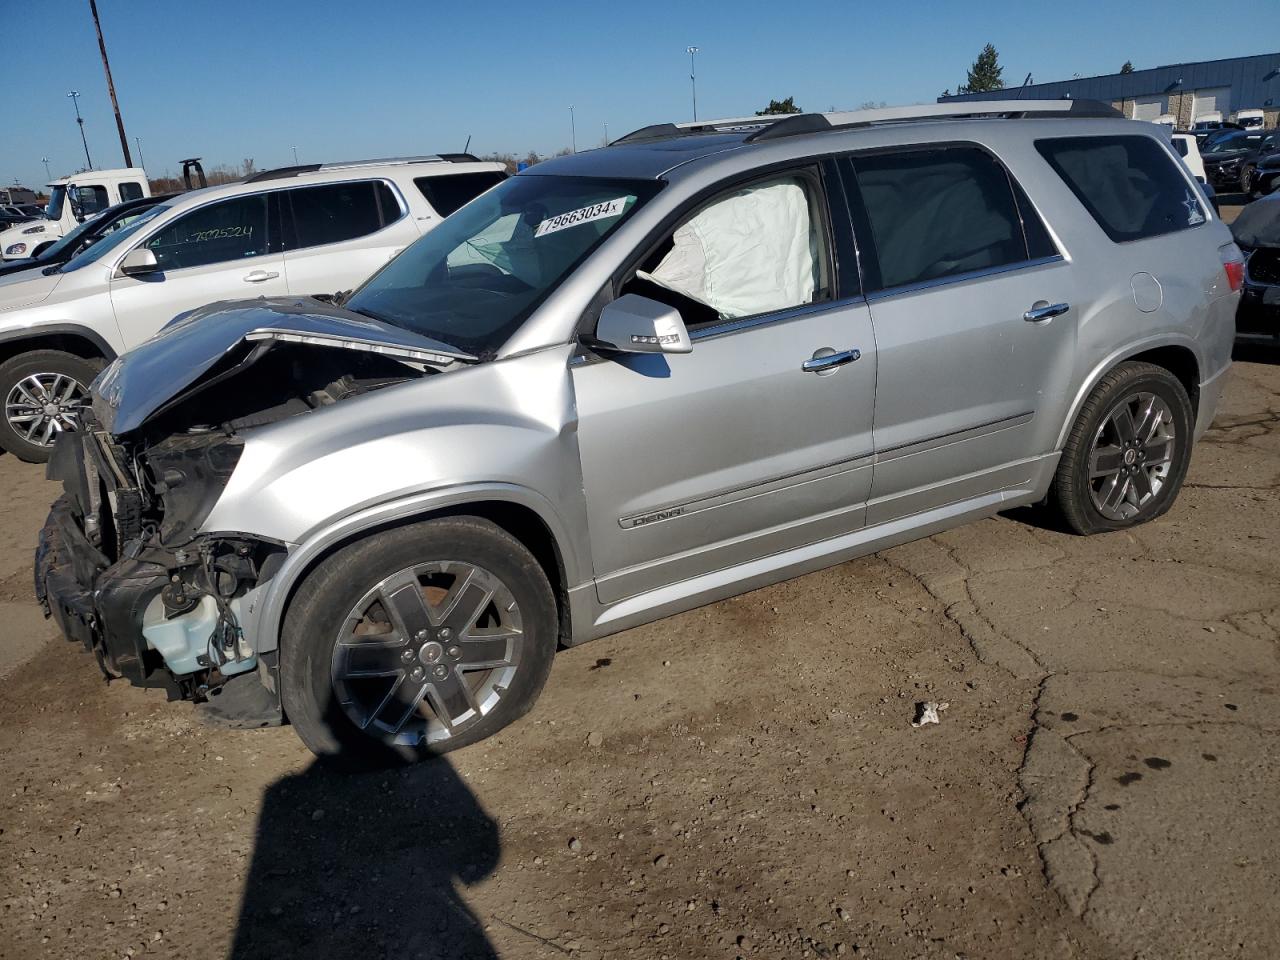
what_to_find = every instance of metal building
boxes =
[939,52,1280,128]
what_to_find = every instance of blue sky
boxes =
[2,0,1273,188]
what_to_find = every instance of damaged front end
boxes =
[34,297,472,723]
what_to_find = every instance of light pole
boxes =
[604,121,609,145]
[41,157,52,181]
[134,137,144,168]
[569,105,577,153]
[292,145,299,165]
[68,91,93,169]
[687,46,700,121]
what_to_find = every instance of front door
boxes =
[109,192,287,349]
[572,168,877,605]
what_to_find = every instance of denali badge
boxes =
[619,505,687,529]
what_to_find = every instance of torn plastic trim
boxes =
[242,327,466,364]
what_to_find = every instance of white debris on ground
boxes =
[911,701,950,728]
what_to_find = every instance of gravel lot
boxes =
[0,342,1276,956]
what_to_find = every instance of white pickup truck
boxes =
[1,168,150,260]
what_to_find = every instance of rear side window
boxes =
[415,171,507,217]
[285,180,401,251]
[118,181,144,202]
[1036,135,1205,242]
[847,146,1047,290]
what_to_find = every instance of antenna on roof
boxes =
[464,135,472,153]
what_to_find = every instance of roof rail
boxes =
[612,114,787,144]
[747,99,1122,142]
[611,99,1123,148]
[244,154,484,183]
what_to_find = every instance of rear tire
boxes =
[0,350,99,463]
[281,517,557,768]
[1050,361,1194,536]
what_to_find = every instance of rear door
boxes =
[109,192,288,347]
[573,162,878,604]
[840,144,1079,524]
[280,180,419,299]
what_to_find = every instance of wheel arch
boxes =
[1055,336,1202,451]
[0,325,118,368]
[252,485,582,660]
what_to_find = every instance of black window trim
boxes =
[593,158,854,347]
[1034,133,1209,246]
[837,140,1065,301]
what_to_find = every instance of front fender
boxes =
[236,481,587,655]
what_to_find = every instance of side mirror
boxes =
[594,294,693,355]
[118,247,161,277]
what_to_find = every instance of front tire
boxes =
[1050,361,1195,536]
[0,350,99,463]
[281,517,558,767]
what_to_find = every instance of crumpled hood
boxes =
[0,267,62,311]
[93,297,477,436]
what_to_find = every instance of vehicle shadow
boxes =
[228,747,500,960]
[1233,340,1280,364]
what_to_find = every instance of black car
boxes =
[0,194,171,278]
[1202,131,1280,192]
[1248,149,1280,198]
[1231,195,1280,339]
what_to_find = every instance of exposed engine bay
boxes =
[36,339,434,710]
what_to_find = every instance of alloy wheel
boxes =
[331,561,524,746]
[1087,391,1177,521]
[4,372,89,447]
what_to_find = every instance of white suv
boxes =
[0,155,506,461]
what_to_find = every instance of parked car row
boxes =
[29,100,1242,765]
[0,154,507,460]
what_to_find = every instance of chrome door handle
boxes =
[802,347,861,374]
[1024,301,1070,322]
[243,270,280,283]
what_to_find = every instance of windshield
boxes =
[346,175,660,354]
[59,203,171,273]
[45,185,66,221]
[1205,133,1254,153]
[38,210,108,260]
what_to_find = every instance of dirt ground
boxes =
[0,346,1277,960]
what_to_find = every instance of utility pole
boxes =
[569,105,577,153]
[88,0,132,167]
[68,91,93,169]
[41,157,53,181]
[687,46,700,121]
[134,137,144,168]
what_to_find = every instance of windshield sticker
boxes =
[534,196,632,238]
[1183,191,1205,226]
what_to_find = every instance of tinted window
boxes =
[145,195,270,269]
[849,146,1029,290]
[71,185,110,219]
[286,180,400,251]
[118,181,144,202]
[415,171,507,217]
[1036,136,1206,243]
[1173,139,1189,157]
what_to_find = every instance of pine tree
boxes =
[1119,60,1134,74]
[756,96,802,116]
[958,44,1005,94]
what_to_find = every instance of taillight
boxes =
[1220,242,1245,293]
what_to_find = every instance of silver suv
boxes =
[36,101,1241,765]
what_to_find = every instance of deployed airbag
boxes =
[642,178,817,319]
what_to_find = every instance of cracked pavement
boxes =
[0,354,1277,960]
[883,354,1280,958]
